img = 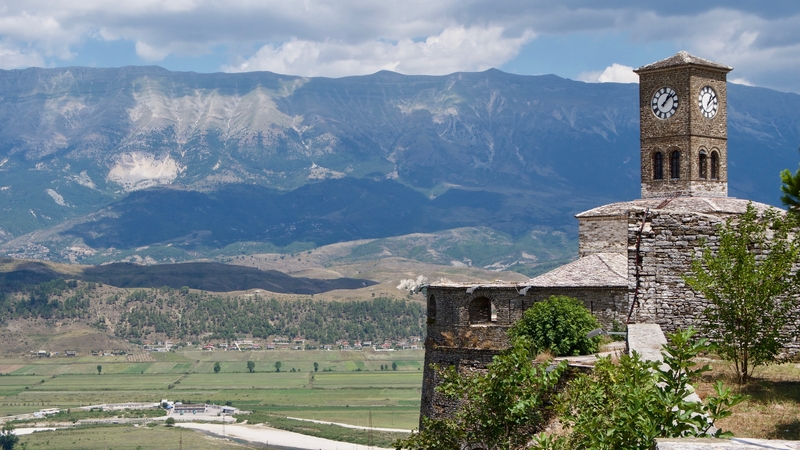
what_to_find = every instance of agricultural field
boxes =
[0,348,425,430]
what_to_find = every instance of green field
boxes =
[0,349,424,431]
[19,424,249,449]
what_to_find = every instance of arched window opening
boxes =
[699,151,707,179]
[653,152,664,180]
[670,150,681,179]
[469,297,493,324]
[427,295,437,322]
[711,151,719,180]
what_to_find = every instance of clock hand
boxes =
[660,91,675,108]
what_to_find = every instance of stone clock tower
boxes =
[634,51,732,198]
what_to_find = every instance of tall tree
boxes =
[685,203,800,383]
[247,361,255,373]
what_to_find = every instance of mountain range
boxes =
[0,66,798,274]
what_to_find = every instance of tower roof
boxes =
[634,51,732,74]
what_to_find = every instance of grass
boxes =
[0,349,424,434]
[694,359,800,440]
[18,424,249,449]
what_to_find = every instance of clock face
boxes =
[651,87,679,119]
[698,86,718,118]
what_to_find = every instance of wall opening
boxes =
[427,295,436,322]
[711,151,719,179]
[469,297,495,324]
[699,150,707,179]
[653,151,664,180]
[670,150,681,179]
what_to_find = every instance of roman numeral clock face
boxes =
[651,87,679,119]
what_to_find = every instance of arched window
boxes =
[469,297,493,324]
[699,151,707,179]
[670,150,681,179]
[653,152,664,180]
[711,151,719,179]
[427,295,436,322]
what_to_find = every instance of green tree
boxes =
[274,361,282,372]
[213,362,221,374]
[0,422,18,450]
[509,295,600,356]
[165,417,176,427]
[391,362,397,371]
[96,365,102,375]
[685,203,800,383]
[247,361,255,373]
[313,362,319,372]
[780,147,800,215]
[396,336,566,449]
[545,328,743,450]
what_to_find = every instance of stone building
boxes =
[420,52,788,421]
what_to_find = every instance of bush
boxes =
[509,295,600,356]
[165,417,176,427]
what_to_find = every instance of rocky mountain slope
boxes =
[0,66,797,272]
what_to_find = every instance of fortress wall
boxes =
[627,209,800,354]
[527,287,629,328]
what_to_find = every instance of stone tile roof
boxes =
[576,197,778,219]
[634,51,732,73]
[526,252,628,288]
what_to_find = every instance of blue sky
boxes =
[2,1,799,92]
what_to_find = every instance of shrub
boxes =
[509,295,601,356]
[165,417,176,427]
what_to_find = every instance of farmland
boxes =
[0,348,425,431]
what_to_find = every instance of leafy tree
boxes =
[165,417,176,427]
[545,328,743,450]
[0,422,18,450]
[213,362,221,374]
[509,295,601,356]
[685,203,800,383]
[391,362,397,371]
[780,147,800,215]
[247,361,255,373]
[313,362,319,372]
[396,336,566,449]
[96,365,102,375]
[274,361,282,372]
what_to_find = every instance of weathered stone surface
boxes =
[627,323,667,362]
[655,438,800,449]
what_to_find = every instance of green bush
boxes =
[509,295,600,356]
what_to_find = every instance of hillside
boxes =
[0,67,797,274]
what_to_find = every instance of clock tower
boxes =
[634,51,732,199]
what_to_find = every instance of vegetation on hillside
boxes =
[1,280,424,344]
[397,329,743,450]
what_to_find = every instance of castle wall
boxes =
[421,284,628,423]
[627,209,800,354]
[527,287,628,327]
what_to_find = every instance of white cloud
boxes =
[729,78,754,86]
[0,2,799,90]
[0,42,45,69]
[578,63,638,84]
[225,26,535,77]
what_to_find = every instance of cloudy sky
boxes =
[2,1,799,93]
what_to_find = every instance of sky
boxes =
[1,1,799,93]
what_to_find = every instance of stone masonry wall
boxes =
[579,216,628,256]
[421,284,628,423]
[626,209,800,354]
